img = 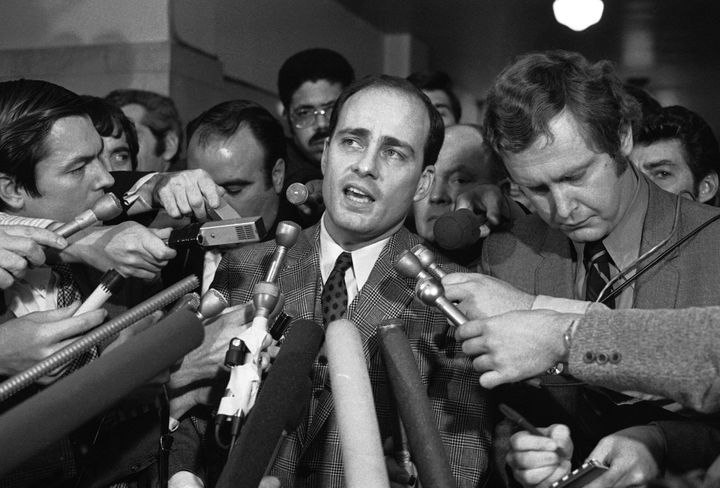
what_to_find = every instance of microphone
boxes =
[395,249,434,282]
[285,182,310,206]
[264,221,301,283]
[0,309,203,476]
[410,244,447,280]
[73,269,125,316]
[215,282,281,424]
[54,193,124,238]
[415,277,467,327]
[0,275,200,401]
[215,319,324,488]
[327,319,390,488]
[166,217,266,249]
[432,208,487,250]
[377,320,456,488]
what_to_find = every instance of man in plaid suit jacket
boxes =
[209,75,492,487]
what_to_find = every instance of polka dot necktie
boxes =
[322,252,353,325]
[53,264,99,371]
[583,240,615,309]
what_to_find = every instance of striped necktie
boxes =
[583,240,615,308]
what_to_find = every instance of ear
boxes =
[271,158,285,194]
[161,131,180,164]
[320,139,329,176]
[619,123,634,157]
[697,172,719,204]
[276,101,286,120]
[413,165,435,202]
[0,174,27,213]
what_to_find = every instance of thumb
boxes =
[151,227,173,240]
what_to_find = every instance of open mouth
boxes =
[344,185,375,204]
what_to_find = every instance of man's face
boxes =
[187,125,282,229]
[287,80,343,164]
[100,132,133,172]
[413,128,491,241]
[631,139,697,199]
[322,87,433,249]
[121,103,166,172]
[504,111,635,243]
[423,89,457,127]
[21,115,115,222]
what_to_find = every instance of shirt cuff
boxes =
[532,295,596,314]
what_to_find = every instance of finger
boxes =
[455,320,487,341]
[0,268,15,289]
[258,476,281,488]
[197,177,222,210]
[171,186,193,217]
[51,308,108,340]
[1,226,67,249]
[479,370,506,389]
[510,430,562,452]
[0,237,46,267]
[157,186,182,219]
[151,227,173,240]
[440,271,474,286]
[454,192,474,211]
[481,192,502,226]
[184,181,207,220]
[510,449,563,470]
[117,266,160,281]
[297,203,313,216]
[0,249,31,278]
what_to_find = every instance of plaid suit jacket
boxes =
[212,224,492,487]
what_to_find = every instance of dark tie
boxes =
[583,240,615,308]
[53,264,98,371]
[322,252,353,325]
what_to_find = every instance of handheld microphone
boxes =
[377,320,456,488]
[166,217,265,249]
[215,282,281,424]
[285,182,310,206]
[54,193,124,238]
[73,269,125,316]
[264,221,301,283]
[415,277,467,327]
[0,309,203,476]
[0,275,200,401]
[215,319,324,488]
[433,208,487,250]
[410,244,447,280]
[327,319,390,488]
[395,249,434,282]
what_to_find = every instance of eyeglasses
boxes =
[289,102,335,129]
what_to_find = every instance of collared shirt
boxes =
[201,250,223,295]
[6,266,63,317]
[319,214,389,304]
[572,169,649,309]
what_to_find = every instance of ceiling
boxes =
[336,0,720,131]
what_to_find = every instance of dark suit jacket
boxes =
[211,224,492,488]
[483,178,720,470]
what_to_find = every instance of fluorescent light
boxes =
[553,0,604,32]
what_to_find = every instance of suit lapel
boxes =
[633,181,681,309]
[535,228,576,299]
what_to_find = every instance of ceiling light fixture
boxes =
[553,0,604,32]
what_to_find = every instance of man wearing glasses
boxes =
[277,48,354,223]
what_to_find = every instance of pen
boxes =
[499,402,569,459]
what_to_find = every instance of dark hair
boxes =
[0,79,88,209]
[328,75,445,167]
[186,100,286,186]
[105,89,183,164]
[483,50,641,174]
[277,48,355,109]
[407,70,462,122]
[636,105,720,193]
[80,95,139,170]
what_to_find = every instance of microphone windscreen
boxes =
[327,319,390,488]
[377,322,456,488]
[0,310,203,475]
[433,208,486,250]
[215,319,324,488]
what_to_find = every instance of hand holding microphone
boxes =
[53,193,124,237]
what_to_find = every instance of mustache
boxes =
[309,129,330,145]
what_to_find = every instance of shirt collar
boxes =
[573,165,648,271]
[319,213,389,292]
